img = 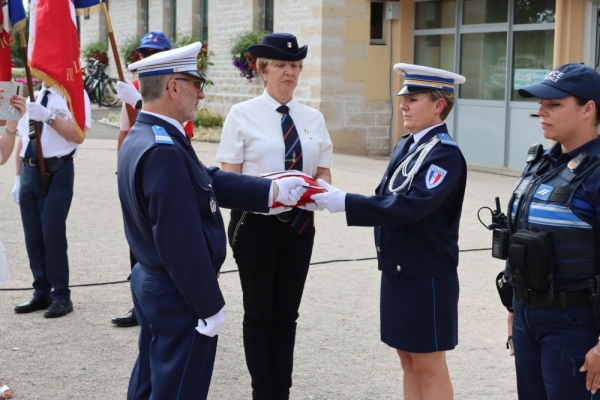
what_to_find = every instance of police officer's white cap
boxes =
[394,63,465,95]
[128,42,204,80]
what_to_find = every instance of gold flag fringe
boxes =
[11,20,26,35]
[75,4,102,17]
[29,65,86,140]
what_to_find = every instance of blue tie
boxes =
[276,105,310,234]
[277,105,303,171]
[24,90,50,159]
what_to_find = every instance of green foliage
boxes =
[230,30,268,56]
[120,35,142,66]
[193,108,224,128]
[82,41,109,62]
[230,30,268,82]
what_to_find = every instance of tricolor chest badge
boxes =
[210,197,217,214]
[425,164,447,189]
[287,42,292,48]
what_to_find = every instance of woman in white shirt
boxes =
[216,33,333,400]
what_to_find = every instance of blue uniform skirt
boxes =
[380,272,459,353]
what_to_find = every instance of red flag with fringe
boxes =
[30,0,85,138]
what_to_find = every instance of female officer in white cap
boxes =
[502,63,600,399]
[312,64,467,399]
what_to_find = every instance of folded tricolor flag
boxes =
[261,170,326,208]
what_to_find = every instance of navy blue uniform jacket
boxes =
[345,123,467,277]
[118,112,272,319]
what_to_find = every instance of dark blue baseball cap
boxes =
[518,63,600,105]
[135,32,172,52]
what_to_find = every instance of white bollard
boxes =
[0,239,9,284]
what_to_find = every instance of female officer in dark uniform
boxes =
[313,64,467,400]
[503,63,600,399]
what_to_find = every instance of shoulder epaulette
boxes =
[526,143,543,163]
[152,125,174,145]
[437,132,457,146]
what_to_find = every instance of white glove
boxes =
[11,176,20,204]
[27,102,52,122]
[116,79,142,106]
[195,310,225,337]
[274,177,307,206]
[311,179,346,213]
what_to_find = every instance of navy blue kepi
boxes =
[247,33,307,61]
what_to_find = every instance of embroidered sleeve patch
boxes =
[425,164,447,189]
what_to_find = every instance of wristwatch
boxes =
[45,109,67,126]
[45,111,56,126]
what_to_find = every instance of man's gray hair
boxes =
[139,74,173,102]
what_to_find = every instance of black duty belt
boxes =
[23,155,73,174]
[514,287,591,310]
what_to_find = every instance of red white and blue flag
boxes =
[29,0,86,138]
[0,0,26,81]
[425,164,447,189]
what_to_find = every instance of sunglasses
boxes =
[172,78,205,92]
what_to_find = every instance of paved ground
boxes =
[0,108,520,399]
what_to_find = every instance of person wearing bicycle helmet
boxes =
[112,32,197,328]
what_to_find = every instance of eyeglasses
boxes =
[173,78,205,92]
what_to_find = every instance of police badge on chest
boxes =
[210,197,217,214]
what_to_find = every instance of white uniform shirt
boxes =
[216,90,333,178]
[18,86,92,158]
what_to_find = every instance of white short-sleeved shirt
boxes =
[216,90,333,178]
[18,86,91,158]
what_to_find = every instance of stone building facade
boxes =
[79,0,397,156]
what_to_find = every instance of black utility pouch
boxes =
[508,229,554,292]
[495,271,514,312]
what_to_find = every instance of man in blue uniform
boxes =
[312,64,467,399]
[118,42,306,400]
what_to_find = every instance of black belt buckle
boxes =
[277,211,291,222]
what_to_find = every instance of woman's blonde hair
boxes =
[423,90,456,121]
[256,57,304,86]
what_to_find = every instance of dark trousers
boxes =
[513,300,600,399]
[228,210,315,400]
[127,264,218,400]
[19,162,74,301]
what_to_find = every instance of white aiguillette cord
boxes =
[388,135,441,194]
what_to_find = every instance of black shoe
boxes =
[111,307,139,327]
[43,299,73,318]
[14,294,53,314]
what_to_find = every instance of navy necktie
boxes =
[25,90,50,159]
[277,105,303,171]
[400,135,415,159]
[276,105,310,234]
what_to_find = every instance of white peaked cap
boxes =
[128,42,204,79]
[393,63,465,95]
